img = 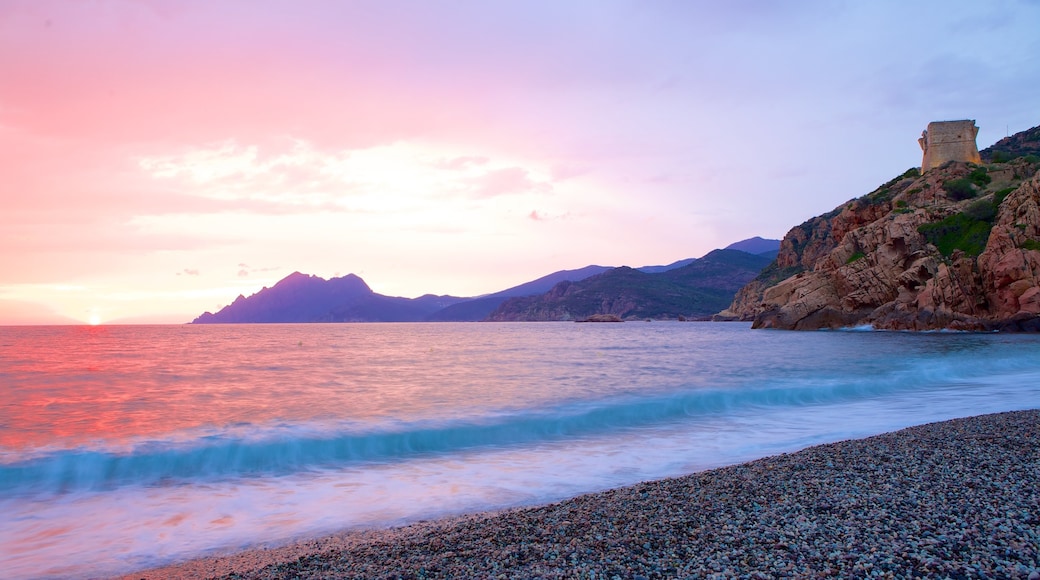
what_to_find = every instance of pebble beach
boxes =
[127,410,1039,580]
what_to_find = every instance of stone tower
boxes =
[919,120,981,172]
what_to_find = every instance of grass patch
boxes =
[993,187,1016,206]
[864,168,921,205]
[918,213,993,257]
[968,167,992,187]
[1022,239,1040,251]
[943,178,977,201]
[846,251,866,264]
[964,198,998,222]
[867,187,892,204]
[753,262,803,286]
[918,191,1008,257]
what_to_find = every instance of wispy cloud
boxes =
[466,167,553,199]
[433,156,490,171]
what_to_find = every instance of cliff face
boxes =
[721,152,1040,331]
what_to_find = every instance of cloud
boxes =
[434,156,490,171]
[467,167,553,199]
[136,139,365,205]
[527,209,569,222]
[550,165,588,181]
[178,268,201,276]
[236,264,281,278]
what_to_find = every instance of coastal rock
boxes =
[725,152,1040,330]
[577,314,624,322]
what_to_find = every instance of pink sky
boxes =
[2,0,1038,324]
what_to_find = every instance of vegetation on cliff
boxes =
[981,124,1040,163]
[721,123,1040,331]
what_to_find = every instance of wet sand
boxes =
[122,410,1040,579]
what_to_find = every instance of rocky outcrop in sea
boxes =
[719,133,1040,331]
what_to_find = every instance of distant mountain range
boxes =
[486,249,773,321]
[724,236,781,258]
[191,237,779,323]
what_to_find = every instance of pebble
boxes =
[127,410,1040,580]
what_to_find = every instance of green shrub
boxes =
[845,251,866,264]
[968,167,992,187]
[753,262,803,286]
[1023,154,1040,164]
[906,187,922,196]
[918,213,993,257]
[1022,239,1040,251]
[943,178,977,201]
[993,187,1016,206]
[880,169,920,190]
[991,151,1011,163]
[867,187,892,203]
[964,199,997,222]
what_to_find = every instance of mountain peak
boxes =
[724,236,781,255]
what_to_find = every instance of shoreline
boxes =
[122,410,1040,579]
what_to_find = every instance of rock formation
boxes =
[719,131,1040,331]
[919,120,981,172]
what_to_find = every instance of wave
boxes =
[3,355,1038,495]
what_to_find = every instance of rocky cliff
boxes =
[720,134,1040,331]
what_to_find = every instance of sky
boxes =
[1,0,1038,324]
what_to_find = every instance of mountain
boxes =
[192,240,770,324]
[418,260,706,321]
[192,272,466,323]
[724,236,781,256]
[980,123,1040,163]
[485,249,772,321]
[636,258,697,274]
[425,265,612,321]
[719,130,1040,331]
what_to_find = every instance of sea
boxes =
[1,322,1039,579]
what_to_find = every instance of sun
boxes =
[88,311,102,326]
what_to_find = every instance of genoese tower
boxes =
[918,119,981,172]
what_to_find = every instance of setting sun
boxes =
[88,312,102,326]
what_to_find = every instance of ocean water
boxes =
[1,322,1039,579]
